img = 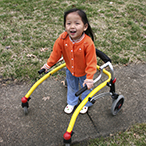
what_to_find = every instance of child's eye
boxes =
[76,23,79,25]
[67,23,71,25]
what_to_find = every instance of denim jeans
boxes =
[66,68,93,107]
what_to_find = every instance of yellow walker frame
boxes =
[21,60,124,146]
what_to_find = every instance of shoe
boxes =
[64,104,75,114]
[80,106,88,114]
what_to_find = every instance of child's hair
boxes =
[64,8,94,41]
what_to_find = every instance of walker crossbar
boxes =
[90,92,112,102]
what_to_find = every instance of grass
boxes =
[90,123,146,146]
[0,0,146,145]
[72,123,146,146]
[0,0,145,82]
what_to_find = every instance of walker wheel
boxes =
[24,106,28,115]
[111,95,124,116]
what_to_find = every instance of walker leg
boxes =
[21,96,31,115]
[63,131,72,146]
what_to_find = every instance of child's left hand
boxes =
[83,79,94,89]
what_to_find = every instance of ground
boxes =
[0,63,146,146]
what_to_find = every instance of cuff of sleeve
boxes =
[86,74,94,79]
[43,64,50,70]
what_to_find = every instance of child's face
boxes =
[65,12,88,41]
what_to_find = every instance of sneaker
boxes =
[80,106,88,114]
[64,104,75,114]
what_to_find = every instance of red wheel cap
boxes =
[63,131,72,140]
[21,96,28,103]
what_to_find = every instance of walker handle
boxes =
[38,57,64,74]
[75,85,88,96]
[38,68,45,74]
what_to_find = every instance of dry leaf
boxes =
[40,48,48,52]
[0,137,3,142]
[5,46,11,49]
[26,54,36,58]
[110,133,114,137]
[42,96,50,101]
[61,80,67,88]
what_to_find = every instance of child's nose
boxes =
[70,23,75,28]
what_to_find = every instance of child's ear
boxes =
[84,23,88,31]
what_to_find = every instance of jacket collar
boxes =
[69,33,85,44]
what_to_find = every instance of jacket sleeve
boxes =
[47,38,62,67]
[85,43,97,79]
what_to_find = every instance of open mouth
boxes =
[70,31,76,35]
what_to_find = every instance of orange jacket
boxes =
[47,31,97,79]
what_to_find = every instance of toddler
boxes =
[41,8,97,114]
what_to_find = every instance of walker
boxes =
[21,50,124,146]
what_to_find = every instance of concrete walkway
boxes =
[0,63,146,146]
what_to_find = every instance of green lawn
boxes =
[0,0,145,82]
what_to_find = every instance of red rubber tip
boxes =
[63,131,72,140]
[112,78,116,84]
[21,96,28,103]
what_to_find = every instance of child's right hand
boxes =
[41,63,50,72]
[83,79,94,89]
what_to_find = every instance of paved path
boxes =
[0,63,146,146]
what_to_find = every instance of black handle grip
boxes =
[75,85,88,96]
[96,48,111,63]
[38,68,45,74]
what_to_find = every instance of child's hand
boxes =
[41,64,50,72]
[83,79,94,89]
